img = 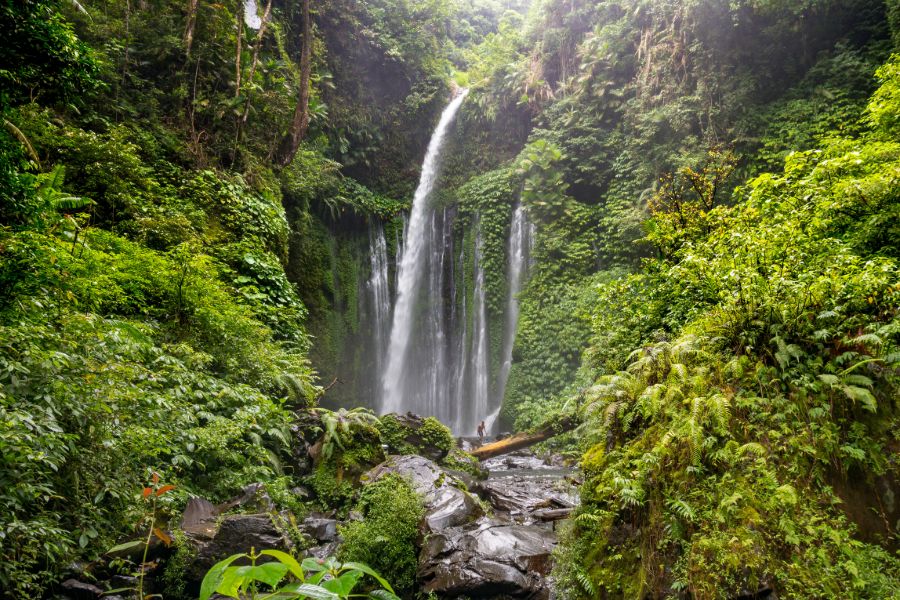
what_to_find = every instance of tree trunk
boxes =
[234,2,243,97]
[184,0,199,57]
[276,0,312,167]
[469,415,578,461]
[240,0,273,107]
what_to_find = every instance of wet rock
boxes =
[181,496,219,538]
[217,483,274,514]
[379,413,454,461]
[306,540,342,560]
[190,513,292,577]
[301,515,338,543]
[475,476,575,519]
[364,455,483,533]
[60,579,103,599]
[483,453,550,473]
[418,518,556,599]
[291,410,325,476]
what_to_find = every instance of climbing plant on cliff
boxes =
[555,54,900,599]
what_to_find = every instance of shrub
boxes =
[338,475,424,596]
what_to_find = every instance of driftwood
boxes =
[470,415,577,461]
[532,507,574,521]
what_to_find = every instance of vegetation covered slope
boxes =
[450,0,895,427]
[3,0,900,597]
[445,1,900,596]
[0,0,476,594]
[554,57,900,599]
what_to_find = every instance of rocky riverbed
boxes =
[54,446,577,600]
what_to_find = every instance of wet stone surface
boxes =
[417,517,557,599]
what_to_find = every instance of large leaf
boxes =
[106,539,143,554]
[341,562,395,593]
[301,557,329,572]
[260,549,305,581]
[279,583,340,600]
[368,589,402,600]
[199,554,244,600]
[322,570,363,597]
[218,563,290,596]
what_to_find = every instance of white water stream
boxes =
[381,91,468,420]
[370,91,534,435]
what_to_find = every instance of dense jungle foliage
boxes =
[2,0,900,598]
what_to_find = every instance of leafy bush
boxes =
[556,54,900,598]
[201,552,399,600]
[338,475,424,596]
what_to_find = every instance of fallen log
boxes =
[470,415,578,461]
[532,507,574,521]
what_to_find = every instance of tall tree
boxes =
[276,0,312,167]
[183,0,199,57]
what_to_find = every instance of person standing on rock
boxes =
[477,420,485,444]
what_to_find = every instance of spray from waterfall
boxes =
[381,90,468,420]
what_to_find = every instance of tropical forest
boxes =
[2,0,900,598]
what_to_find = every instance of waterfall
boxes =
[468,227,490,435]
[367,221,391,373]
[243,0,262,29]
[381,91,468,422]
[486,204,534,433]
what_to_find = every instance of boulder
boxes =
[306,540,341,560]
[418,518,556,599]
[301,514,339,543]
[378,413,454,461]
[363,455,483,533]
[475,476,577,522]
[59,579,104,599]
[188,513,292,580]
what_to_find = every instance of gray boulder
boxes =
[476,476,576,521]
[186,513,292,582]
[301,514,339,543]
[364,455,484,533]
[418,518,556,599]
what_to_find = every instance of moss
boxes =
[338,475,425,596]
[375,414,419,455]
[160,529,197,600]
[307,460,356,511]
[440,447,487,479]
[377,415,455,459]
[419,417,454,455]
[306,423,386,513]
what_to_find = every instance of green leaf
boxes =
[106,539,143,554]
[322,570,363,597]
[260,549,305,581]
[251,562,290,588]
[200,554,244,600]
[842,385,877,412]
[279,583,339,600]
[341,562,395,593]
[301,557,328,572]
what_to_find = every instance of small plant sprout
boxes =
[105,471,176,599]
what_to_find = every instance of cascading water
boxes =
[381,90,468,426]
[375,90,536,435]
[366,221,391,373]
[467,227,490,434]
[243,0,262,29]
[485,204,534,433]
